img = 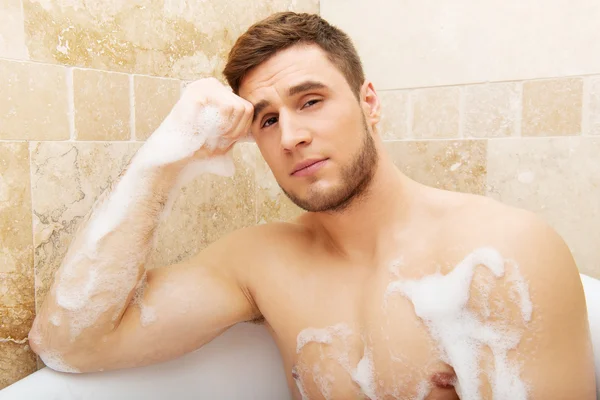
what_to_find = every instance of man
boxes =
[29,12,596,400]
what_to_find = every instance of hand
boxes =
[140,78,254,168]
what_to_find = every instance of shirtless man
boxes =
[29,12,596,400]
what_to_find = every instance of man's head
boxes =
[223,12,382,213]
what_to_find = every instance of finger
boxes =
[227,99,253,142]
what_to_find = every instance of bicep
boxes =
[93,251,257,372]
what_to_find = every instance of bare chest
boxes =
[257,248,531,400]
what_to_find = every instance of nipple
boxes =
[431,371,457,389]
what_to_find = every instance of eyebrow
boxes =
[252,80,327,122]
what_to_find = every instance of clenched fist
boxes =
[140,77,254,168]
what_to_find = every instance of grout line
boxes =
[18,0,28,60]
[514,81,523,137]
[67,67,75,140]
[0,337,29,344]
[130,75,136,141]
[28,141,38,315]
[581,76,591,136]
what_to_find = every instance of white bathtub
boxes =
[2,274,599,400]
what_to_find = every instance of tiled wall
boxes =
[0,0,599,390]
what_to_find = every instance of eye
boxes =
[303,99,320,108]
[261,116,278,128]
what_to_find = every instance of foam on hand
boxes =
[385,247,532,400]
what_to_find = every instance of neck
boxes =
[310,149,422,265]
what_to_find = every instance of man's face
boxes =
[239,44,380,213]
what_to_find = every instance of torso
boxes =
[242,190,535,400]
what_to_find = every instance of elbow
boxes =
[27,321,86,374]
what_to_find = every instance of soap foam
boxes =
[39,349,81,373]
[131,271,157,326]
[296,323,352,353]
[296,324,383,399]
[292,365,310,400]
[55,257,142,340]
[415,381,432,400]
[49,313,61,326]
[351,345,377,400]
[385,247,531,400]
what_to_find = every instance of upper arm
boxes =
[476,214,596,399]
[81,228,261,372]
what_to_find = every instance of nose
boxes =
[279,112,312,151]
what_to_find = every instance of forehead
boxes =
[238,44,345,101]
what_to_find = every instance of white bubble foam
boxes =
[55,257,141,340]
[39,350,81,373]
[415,381,432,400]
[49,313,61,326]
[351,345,377,400]
[296,323,352,353]
[292,365,310,400]
[385,247,531,400]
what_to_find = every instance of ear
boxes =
[360,80,381,127]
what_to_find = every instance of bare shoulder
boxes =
[436,193,596,398]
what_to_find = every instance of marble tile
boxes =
[377,90,409,140]
[23,0,319,80]
[464,82,520,138]
[74,68,130,140]
[30,142,141,309]
[0,342,37,390]
[522,78,583,136]
[134,76,181,140]
[384,139,487,195]
[487,137,600,278]
[146,144,257,269]
[588,76,600,135]
[255,148,304,224]
[0,0,28,60]
[0,143,35,341]
[0,60,69,140]
[411,87,460,139]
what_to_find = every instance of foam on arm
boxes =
[28,107,234,372]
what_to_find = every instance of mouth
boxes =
[291,158,329,177]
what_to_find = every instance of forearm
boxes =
[29,140,186,359]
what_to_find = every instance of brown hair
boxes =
[223,12,365,98]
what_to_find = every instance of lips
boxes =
[291,158,328,176]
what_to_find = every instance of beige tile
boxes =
[23,0,318,80]
[321,0,600,91]
[0,0,28,60]
[522,78,583,136]
[411,87,460,139]
[0,60,68,140]
[255,149,304,224]
[135,76,181,140]
[146,144,257,269]
[487,137,600,278]
[464,82,520,138]
[377,90,408,140]
[30,142,141,308]
[588,76,600,135]
[384,139,487,195]
[74,68,130,140]
[0,143,35,341]
[0,342,37,390]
